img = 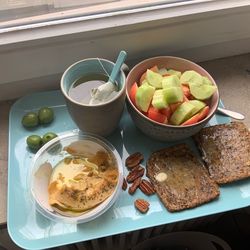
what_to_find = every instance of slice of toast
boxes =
[146,144,220,212]
[194,121,250,185]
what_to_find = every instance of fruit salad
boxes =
[129,66,217,126]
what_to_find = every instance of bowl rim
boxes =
[60,58,126,107]
[126,56,220,128]
[30,130,123,223]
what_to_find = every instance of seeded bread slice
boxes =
[194,121,250,184]
[146,144,220,212]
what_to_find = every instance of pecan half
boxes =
[126,165,145,183]
[125,152,144,169]
[122,178,127,191]
[139,179,155,195]
[134,199,150,213]
[128,177,141,195]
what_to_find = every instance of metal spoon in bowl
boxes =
[89,50,127,104]
[217,107,245,120]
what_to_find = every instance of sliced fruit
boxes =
[163,86,183,104]
[180,113,200,126]
[188,100,206,116]
[135,84,155,112]
[158,68,168,75]
[181,84,191,98]
[181,106,210,126]
[180,70,203,86]
[170,102,196,125]
[169,102,182,113]
[189,82,217,100]
[148,107,168,124]
[183,95,189,102]
[129,82,138,105]
[139,65,158,84]
[197,106,210,121]
[203,76,213,85]
[146,69,163,88]
[166,69,182,78]
[159,106,172,120]
[141,80,149,85]
[162,75,181,88]
[152,89,168,109]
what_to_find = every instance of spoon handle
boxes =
[217,107,245,120]
[109,50,127,83]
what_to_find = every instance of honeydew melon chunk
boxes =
[163,86,183,104]
[188,100,206,116]
[203,76,213,85]
[189,82,217,100]
[135,84,155,112]
[180,70,203,86]
[162,75,181,88]
[141,80,149,85]
[146,69,163,89]
[170,102,196,125]
[166,69,182,78]
[152,89,169,109]
[158,68,168,75]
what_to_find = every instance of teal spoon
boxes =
[108,50,127,87]
[90,50,127,103]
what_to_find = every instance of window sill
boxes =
[0,0,250,100]
[1,0,250,45]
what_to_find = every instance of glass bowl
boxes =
[29,130,123,224]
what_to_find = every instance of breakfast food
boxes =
[38,107,54,124]
[129,66,217,126]
[194,121,250,184]
[128,177,142,195]
[139,179,155,195]
[122,178,128,191]
[42,132,58,144]
[26,132,58,151]
[134,198,150,213]
[146,144,220,212]
[26,135,43,150]
[48,144,119,216]
[22,112,39,128]
[126,165,145,183]
[125,152,144,169]
[22,107,54,128]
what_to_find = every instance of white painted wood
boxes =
[0,37,250,101]
[0,1,250,100]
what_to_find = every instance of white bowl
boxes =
[30,131,123,224]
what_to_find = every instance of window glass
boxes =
[0,0,185,27]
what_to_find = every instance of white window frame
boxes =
[0,0,250,100]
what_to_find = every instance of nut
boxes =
[125,152,144,169]
[139,179,155,195]
[128,177,141,195]
[126,165,145,183]
[134,199,150,213]
[122,178,127,191]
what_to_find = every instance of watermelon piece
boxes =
[148,106,168,124]
[129,82,138,105]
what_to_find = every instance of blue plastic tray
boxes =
[7,90,250,250]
